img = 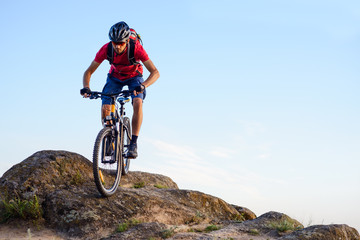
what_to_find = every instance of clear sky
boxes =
[1,0,359,232]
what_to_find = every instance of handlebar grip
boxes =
[89,92,100,99]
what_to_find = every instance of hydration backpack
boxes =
[106,28,143,66]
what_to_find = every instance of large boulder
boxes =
[0,150,178,202]
[0,150,358,240]
[0,150,247,239]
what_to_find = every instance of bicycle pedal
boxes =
[125,154,137,159]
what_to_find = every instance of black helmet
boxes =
[109,21,130,42]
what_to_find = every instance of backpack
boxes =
[106,28,143,66]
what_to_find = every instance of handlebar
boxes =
[89,90,132,100]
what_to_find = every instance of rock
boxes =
[0,150,178,203]
[121,171,179,189]
[241,211,304,235]
[101,222,167,240]
[42,187,241,238]
[0,151,242,239]
[279,224,360,240]
[0,150,359,240]
[0,150,94,202]
[173,211,303,240]
[231,204,257,220]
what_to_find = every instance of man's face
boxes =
[112,39,128,54]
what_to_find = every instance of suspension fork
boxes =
[118,102,132,141]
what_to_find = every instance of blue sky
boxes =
[1,0,359,232]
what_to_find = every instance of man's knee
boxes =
[102,104,112,119]
[133,98,143,110]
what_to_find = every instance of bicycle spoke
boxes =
[93,127,122,197]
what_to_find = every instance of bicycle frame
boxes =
[90,90,132,144]
[89,90,133,197]
[114,96,132,142]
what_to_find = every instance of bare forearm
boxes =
[83,71,91,88]
[82,61,101,89]
[143,69,160,88]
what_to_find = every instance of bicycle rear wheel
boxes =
[122,117,131,175]
[93,127,122,197]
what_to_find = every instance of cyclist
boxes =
[81,21,160,158]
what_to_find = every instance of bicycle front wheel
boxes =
[93,127,122,197]
[122,117,131,175]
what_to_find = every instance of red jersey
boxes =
[94,41,149,80]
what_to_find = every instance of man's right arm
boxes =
[81,60,101,97]
[83,60,101,88]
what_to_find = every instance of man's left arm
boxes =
[142,59,160,88]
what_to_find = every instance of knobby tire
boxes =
[93,127,122,197]
[122,117,131,175]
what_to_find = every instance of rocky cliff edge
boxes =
[0,150,358,240]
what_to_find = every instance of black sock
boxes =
[131,135,138,144]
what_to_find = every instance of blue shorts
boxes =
[101,74,146,105]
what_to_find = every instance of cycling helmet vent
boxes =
[109,21,131,42]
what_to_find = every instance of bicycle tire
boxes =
[121,117,131,175]
[93,127,122,197]
[122,117,131,175]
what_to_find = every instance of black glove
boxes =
[134,84,145,93]
[80,87,91,95]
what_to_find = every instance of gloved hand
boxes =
[134,84,145,93]
[80,87,91,96]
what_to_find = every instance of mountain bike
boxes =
[89,90,132,197]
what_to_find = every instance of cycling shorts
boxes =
[101,74,146,105]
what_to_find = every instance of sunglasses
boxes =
[112,41,127,46]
